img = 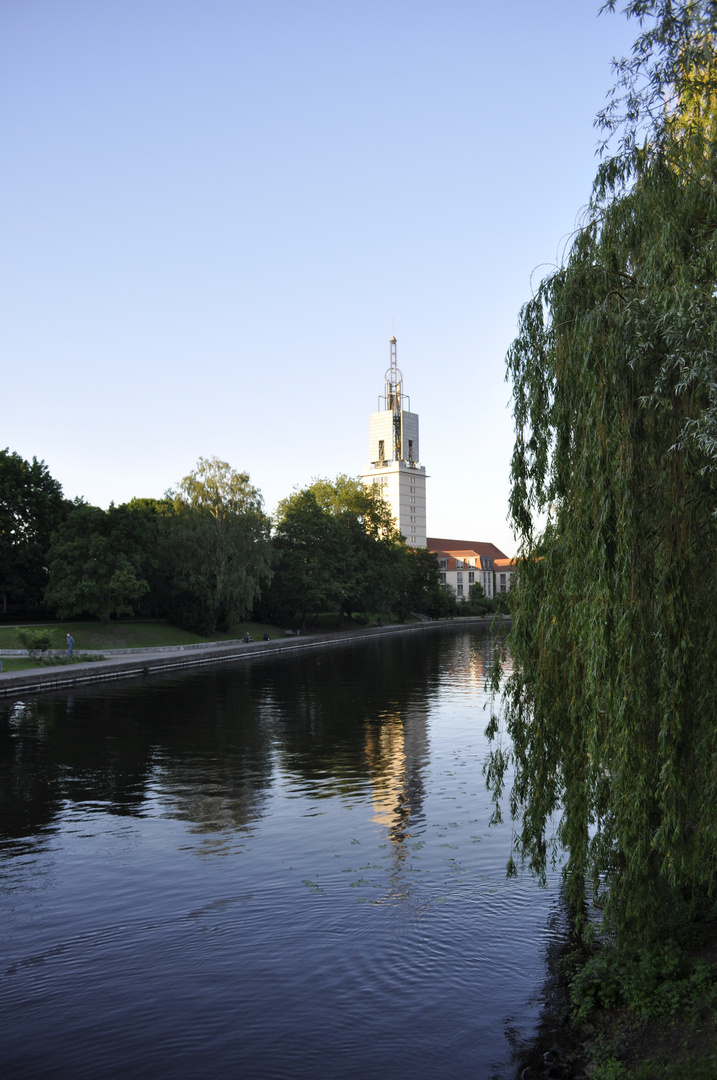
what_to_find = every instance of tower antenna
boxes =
[385,334,403,460]
[362,332,426,547]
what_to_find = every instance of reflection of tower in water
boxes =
[364,701,429,847]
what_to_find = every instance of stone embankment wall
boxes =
[0,616,508,700]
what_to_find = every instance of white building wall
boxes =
[496,568,514,593]
[368,410,420,465]
[369,412,396,463]
[363,461,427,547]
[437,559,495,599]
[400,412,419,463]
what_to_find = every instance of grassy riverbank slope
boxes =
[0,618,282,651]
[0,617,286,670]
[0,613,429,671]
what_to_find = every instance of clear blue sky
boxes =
[2,1,639,557]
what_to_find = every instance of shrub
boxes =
[571,940,717,1023]
[17,627,55,659]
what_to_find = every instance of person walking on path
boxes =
[66,634,74,656]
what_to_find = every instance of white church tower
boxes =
[362,336,427,547]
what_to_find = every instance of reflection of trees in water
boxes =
[0,699,65,842]
[0,671,275,842]
[0,692,159,842]
[0,626,496,847]
[149,671,275,836]
[267,636,436,797]
[440,627,505,692]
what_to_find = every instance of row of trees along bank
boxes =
[0,452,462,633]
[486,0,717,968]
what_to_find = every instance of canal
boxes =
[0,625,561,1079]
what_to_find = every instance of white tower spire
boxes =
[362,336,427,546]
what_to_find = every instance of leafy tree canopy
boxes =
[265,476,404,629]
[265,486,346,628]
[0,449,67,610]
[487,0,717,946]
[390,544,459,622]
[162,457,272,634]
[44,502,151,625]
[171,456,265,520]
[598,0,717,163]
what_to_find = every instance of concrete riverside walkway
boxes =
[0,617,505,700]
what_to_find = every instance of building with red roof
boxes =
[426,538,514,600]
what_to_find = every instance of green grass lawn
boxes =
[0,618,284,653]
[0,657,47,671]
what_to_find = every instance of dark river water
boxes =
[0,626,562,1080]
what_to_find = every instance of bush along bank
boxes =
[515,913,717,1080]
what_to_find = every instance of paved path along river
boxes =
[0,616,506,698]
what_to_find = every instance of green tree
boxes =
[263,476,404,629]
[0,449,67,612]
[163,457,272,635]
[44,502,151,624]
[487,1,717,946]
[262,487,344,629]
[123,497,173,617]
[390,546,455,622]
[314,476,401,621]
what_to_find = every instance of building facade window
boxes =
[468,571,474,584]
[456,572,463,583]
[457,584,463,597]
[440,573,446,584]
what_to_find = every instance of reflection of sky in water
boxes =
[0,627,555,1080]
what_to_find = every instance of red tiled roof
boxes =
[427,537,508,560]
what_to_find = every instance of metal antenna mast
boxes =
[385,335,403,461]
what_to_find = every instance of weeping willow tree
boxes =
[487,1,717,944]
